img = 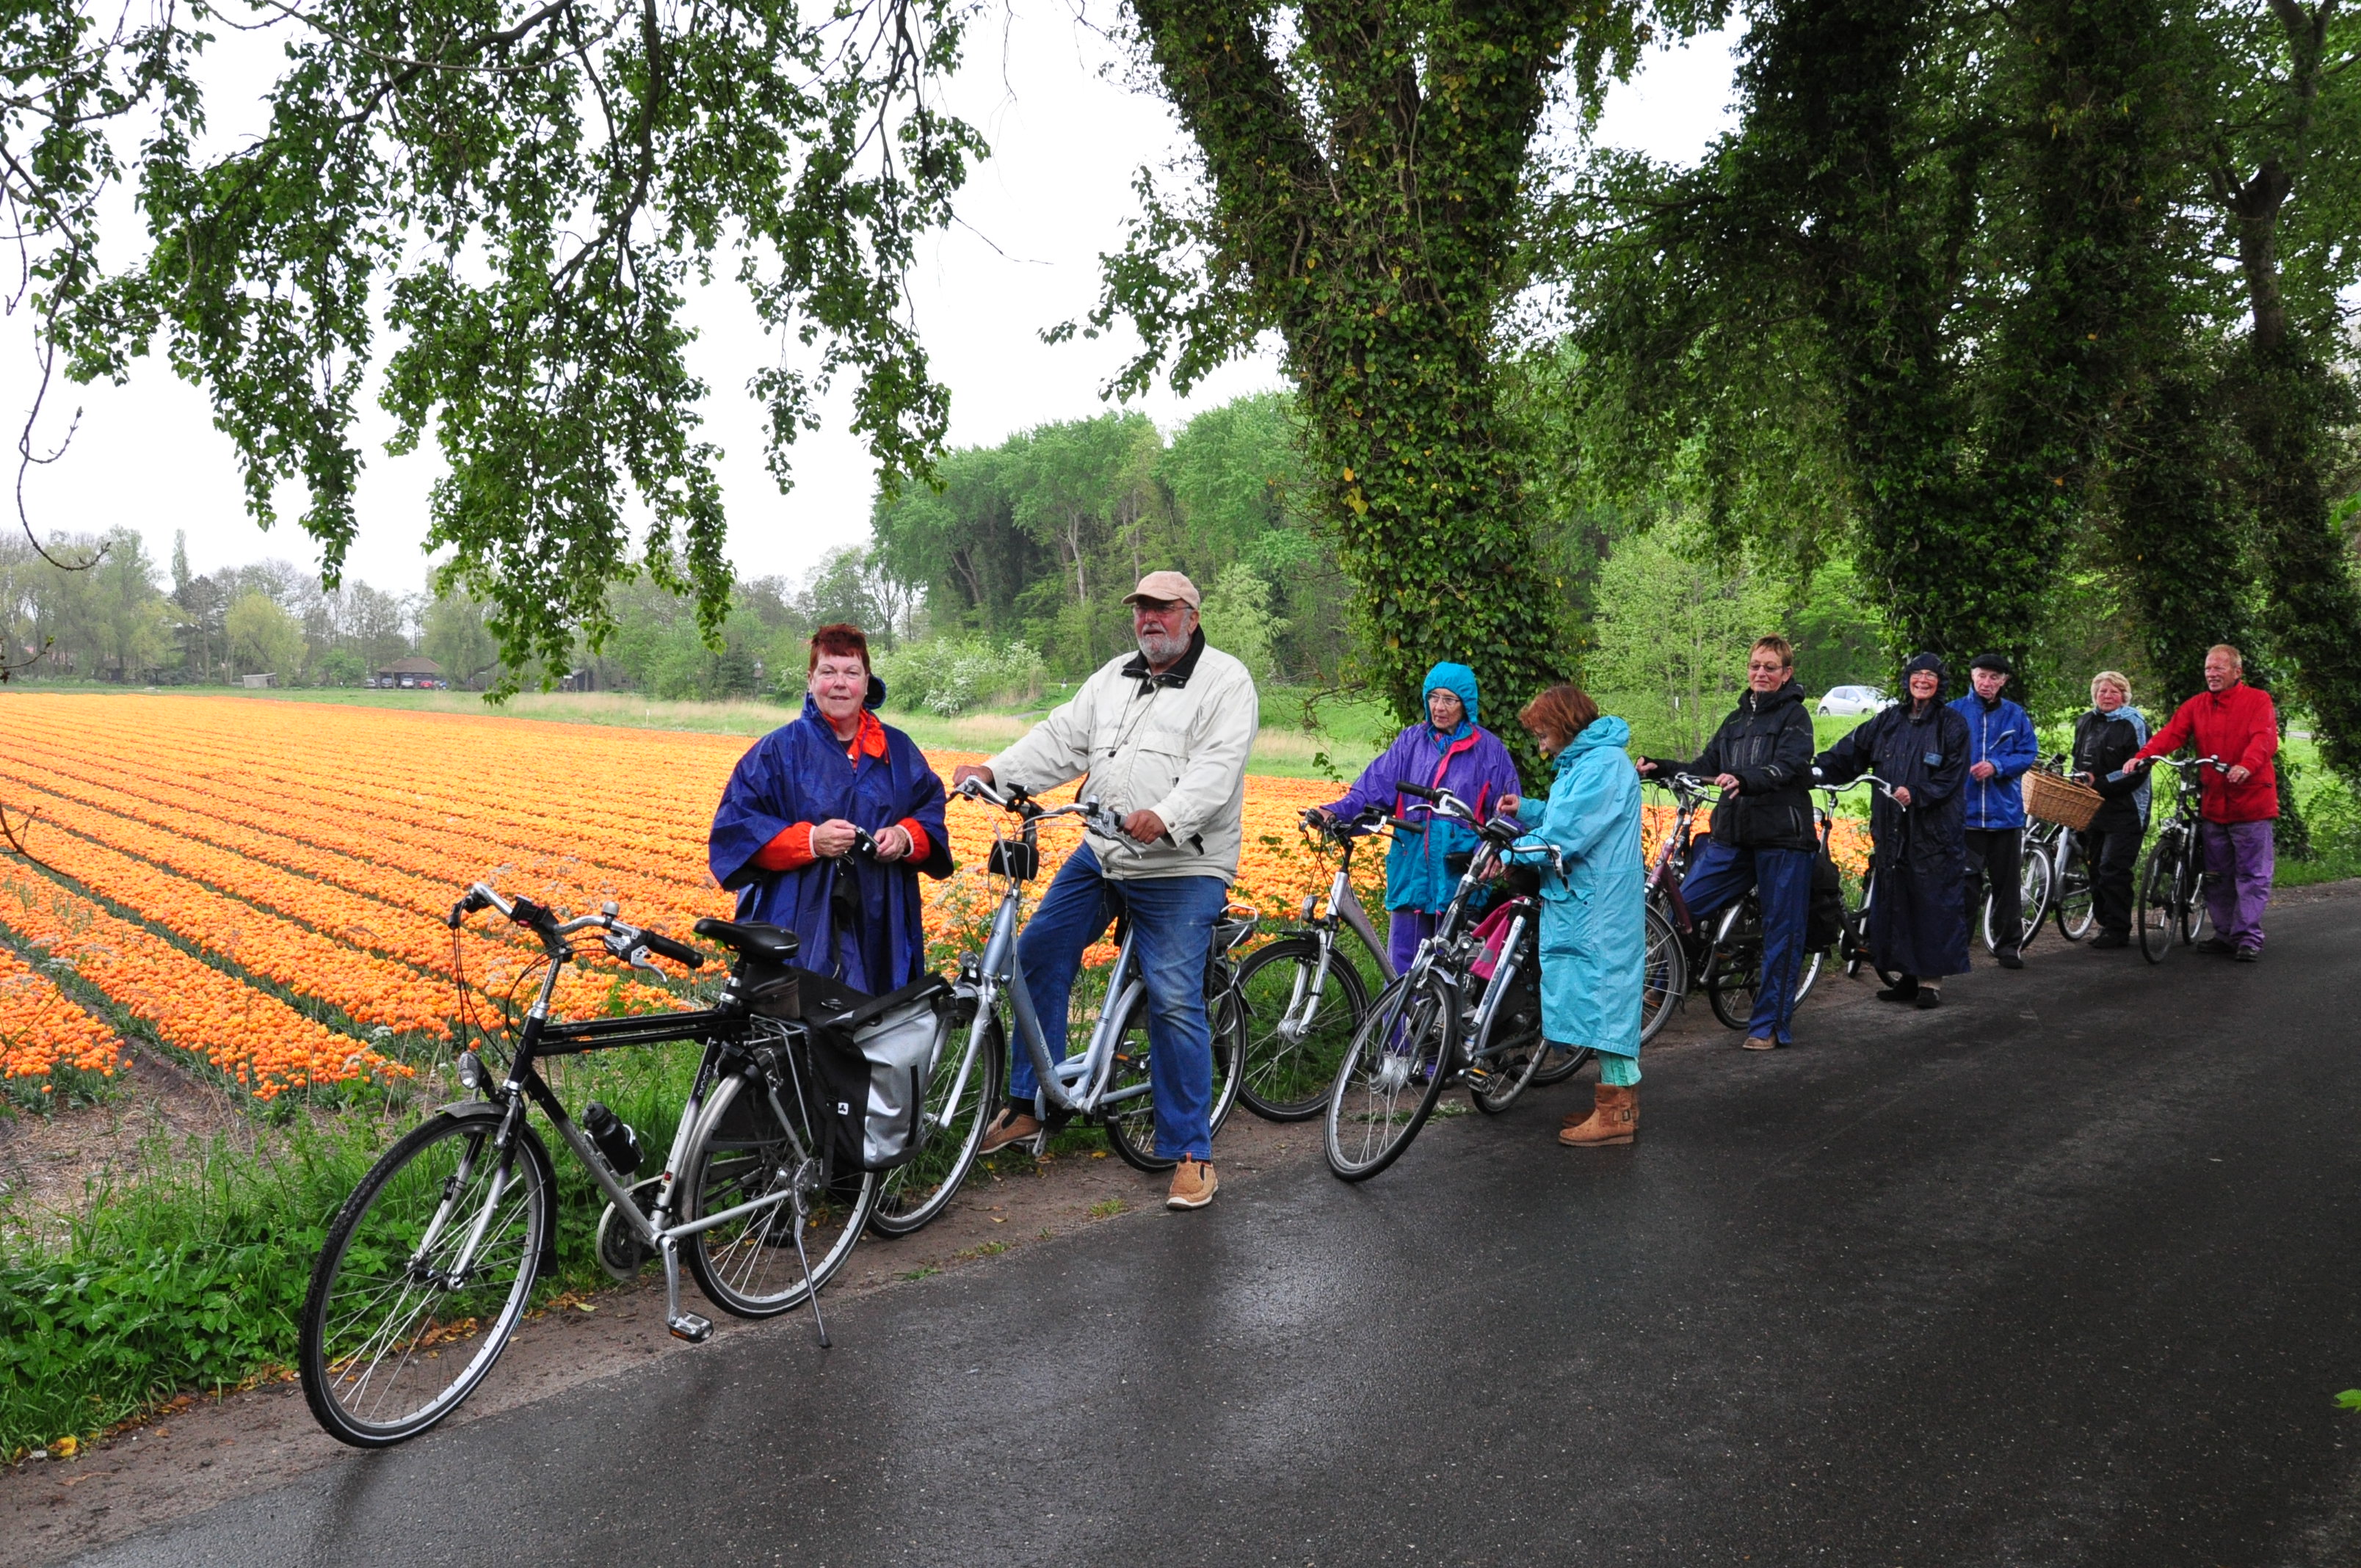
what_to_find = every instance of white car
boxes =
[1816,684,1895,716]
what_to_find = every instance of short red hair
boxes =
[1518,684,1600,752]
[808,623,870,672]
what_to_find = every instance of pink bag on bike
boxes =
[1468,904,1517,981]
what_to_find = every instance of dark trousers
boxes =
[2079,819,2142,935]
[1962,827,2023,956]
[1679,839,1815,1042]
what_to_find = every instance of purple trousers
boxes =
[2199,819,2274,952]
[1390,910,1440,975]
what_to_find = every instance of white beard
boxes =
[1136,628,1192,666]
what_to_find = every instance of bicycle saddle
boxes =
[691,918,800,964]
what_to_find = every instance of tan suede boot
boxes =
[1559,1084,1638,1147]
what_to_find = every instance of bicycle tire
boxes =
[1102,981,1244,1171]
[1632,900,1685,1050]
[868,1015,1005,1238]
[680,1064,877,1318]
[1324,970,1457,1181]
[2053,835,2096,941]
[1705,903,1758,1031]
[1233,934,1372,1121]
[1792,946,1826,1007]
[300,1107,553,1448]
[2137,835,2179,964]
[1533,1043,1596,1087]
[2177,847,2211,948]
[1467,924,1546,1115]
[1981,846,2052,954]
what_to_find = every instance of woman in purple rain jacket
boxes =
[1311,661,1523,975]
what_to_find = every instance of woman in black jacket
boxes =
[2070,670,2151,948]
[1636,636,1818,1048]
[1813,653,1971,1008]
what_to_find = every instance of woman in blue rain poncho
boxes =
[708,624,953,994]
[1501,684,1647,1149]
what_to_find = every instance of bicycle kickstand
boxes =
[787,1188,831,1349]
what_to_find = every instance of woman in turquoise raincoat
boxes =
[1502,684,1646,1149]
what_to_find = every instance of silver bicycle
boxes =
[865,779,1247,1236]
[1227,806,1397,1121]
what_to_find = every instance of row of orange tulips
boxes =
[0,860,404,1098]
[0,939,120,1085]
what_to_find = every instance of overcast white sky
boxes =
[0,10,1741,596]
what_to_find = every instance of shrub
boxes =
[874,638,1045,716]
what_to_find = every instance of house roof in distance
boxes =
[376,656,444,675]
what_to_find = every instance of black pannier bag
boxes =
[1807,846,1846,952]
[802,973,954,1172]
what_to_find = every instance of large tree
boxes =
[1070,1,1663,718]
[7,0,981,687]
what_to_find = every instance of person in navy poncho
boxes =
[1813,653,1971,1009]
[708,624,952,994]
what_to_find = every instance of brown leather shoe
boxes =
[1559,1084,1638,1147]
[1167,1156,1217,1210]
[978,1108,1042,1155]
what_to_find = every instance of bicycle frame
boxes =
[440,885,838,1347]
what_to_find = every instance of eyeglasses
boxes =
[1747,661,1788,673]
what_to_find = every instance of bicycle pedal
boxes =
[667,1312,714,1344]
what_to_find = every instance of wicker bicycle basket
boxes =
[2023,769,2103,830]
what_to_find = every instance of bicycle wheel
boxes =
[2018,847,2053,950]
[1792,946,1827,1007]
[1533,1042,1595,1086]
[1467,931,1546,1115]
[1631,900,1685,1050]
[1233,934,1372,1121]
[300,1107,553,1448]
[2053,835,2096,940]
[680,1063,877,1318]
[1705,904,1760,1031]
[869,1015,1004,1238]
[1324,970,1457,1181]
[2177,849,2211,948]
[2136,835,2180,964]
[1102,982,1243,1171]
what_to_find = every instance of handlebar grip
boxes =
[1395,782,1443,802]
[639,929,706,969]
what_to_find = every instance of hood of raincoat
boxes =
[1556,713,1632,770]
[1424,661,1480,742]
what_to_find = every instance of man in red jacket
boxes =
[2125,644,2280,960]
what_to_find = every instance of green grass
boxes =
[0,1037,705,1460]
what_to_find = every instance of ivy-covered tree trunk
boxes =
[2209,0,2361,782]
[1741,0,2175,705]
[1107,1,1617,720]
[2114,365,2263,711]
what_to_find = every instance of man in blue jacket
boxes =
[1950,652,2039,968]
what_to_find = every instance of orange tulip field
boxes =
[0,694,1865,1103]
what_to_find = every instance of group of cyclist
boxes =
[707,566,2284,1210]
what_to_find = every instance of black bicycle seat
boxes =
[691,918,800,965]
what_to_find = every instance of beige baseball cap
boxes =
[1121,570,1201,610]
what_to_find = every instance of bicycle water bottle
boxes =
[582,1102,643,1177]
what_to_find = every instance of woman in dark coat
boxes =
[708,623,953,993]
[1813,653,1971,1008]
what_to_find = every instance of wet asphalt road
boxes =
[70,892,2361,1567]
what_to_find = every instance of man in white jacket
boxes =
[951,571,1258,1210]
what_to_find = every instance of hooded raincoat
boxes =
[1813,694,1971,980]
[1508,715,1644,1062]
[708,681,953,994]
[1321,662,1523,913]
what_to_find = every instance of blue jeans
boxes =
[1007,846,1228,1160]
[1681,839,1813,1043]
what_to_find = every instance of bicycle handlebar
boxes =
[1810,769,1904,802]
[449,882,705,970]
[2146,754,2228,774]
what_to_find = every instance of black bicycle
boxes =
[298,886,932,1447]
[2136,755,2227,962]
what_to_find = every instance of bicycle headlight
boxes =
[1302,893,1318,922]
[456,1049,485,1094]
